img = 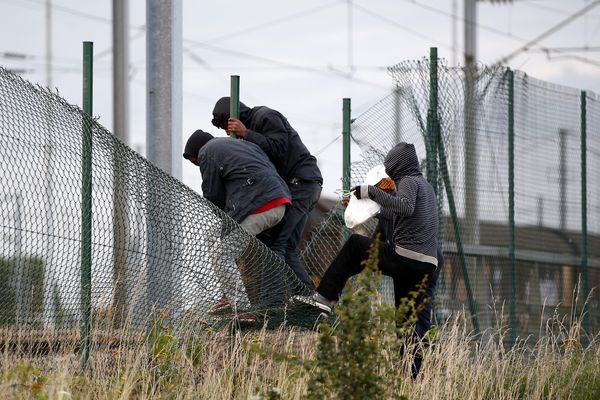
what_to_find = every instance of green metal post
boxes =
[438,138,480,334]
[507,69,516,346]
[429,47,478,333]
[342,98,351,192]
[229,75,240,138]
[580,90,589,334]
[80,41,93,372]
[341,98,352,240]
[228,75,240,351]
[429,47,439,191]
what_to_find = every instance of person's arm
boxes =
[355,177,418,218]
[243,115,289,166]
[199,153,226,210]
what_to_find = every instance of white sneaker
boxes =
[292,292,332,314]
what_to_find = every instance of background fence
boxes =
[302,50,600,342]
[0,67,316,354]
[1,50,598,354]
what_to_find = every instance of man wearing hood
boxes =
[211,97,322,290]
[295,142,439,315]
[183,129,292,315]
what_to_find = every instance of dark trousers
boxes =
[317,234,440,379]
[268,180,322,289]
[317,234,435,305]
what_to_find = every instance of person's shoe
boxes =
[235,312,257,323]
[208,296,232,315]
[291,292,332,314]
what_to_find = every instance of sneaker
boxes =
[291,292,332,314]
[208,296,232,315]
[235,312,257,323]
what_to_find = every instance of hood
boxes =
[183,129,214,160]
[211,97,251,127]
[383,142,421,180]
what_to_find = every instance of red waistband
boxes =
[251,197,291,214]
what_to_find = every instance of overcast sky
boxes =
[1,0,600,198]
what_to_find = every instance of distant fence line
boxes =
[0,51,599,355]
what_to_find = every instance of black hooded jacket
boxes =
[197,138,291,223]
[366,143,438,267]
[212,98,322,184]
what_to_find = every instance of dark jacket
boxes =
[367,143,438,266]
[197,138,291,223]
[212,98,322,184]
[374,213,441,337]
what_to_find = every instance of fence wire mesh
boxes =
[302,57,599,340]
[1,53,599,350]
[0,68,317,350]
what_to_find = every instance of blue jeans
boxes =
[267,180,321,290]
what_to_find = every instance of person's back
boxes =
[183,130,292,317]
[212,98,322,185]
[212,97,322,290]
[367,143,438,266]
[198,138,290,223]
[245,106,322,183]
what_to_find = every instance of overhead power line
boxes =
[520,1,600,20]
[2,0,145,30]
[193,1,341,45]
[496,0,600,65]
[393,0,600,69]
[182,40,390,89]
[526,46,600,53]
[351,2,452,50]
[397,0,528,43]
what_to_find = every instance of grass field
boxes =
[1,253,598,399]
[1,307,599,399]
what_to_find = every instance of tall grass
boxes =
[2,255,599,400]
[0,311,598,399]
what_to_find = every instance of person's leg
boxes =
[270,181,321,289]
[212,229,251,311]
[410,248,443,379]
[316,234,374,301]
[284,182,322,289]
[239,205,286,236]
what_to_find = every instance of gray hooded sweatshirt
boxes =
[366,143,438,266]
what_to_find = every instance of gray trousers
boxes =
[213,205,286,310]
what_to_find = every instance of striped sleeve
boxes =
[368,177,418,217]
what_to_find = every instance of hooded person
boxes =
[183,129,292,317]
[294,142,439,316]
[211,97,322,291]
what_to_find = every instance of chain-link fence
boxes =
[1,52,599,352]
[301,54,599,341]
[0,68,321,353]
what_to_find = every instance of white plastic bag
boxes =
[364,164,388,186]
[343,164,390,229]
[344,194,380,228]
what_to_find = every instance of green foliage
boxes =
[146,312,211,393]
[0,256,45,327]
[557,338,600,400]
[303,237,426,400]
[5,361,49,400]
[306,238,385,400]
[248,237,428,399]
[0,258,16,324]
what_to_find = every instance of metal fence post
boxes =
[229,75,240,138]
[507,69,516,346]
[342,98,351,243]
[342,98,351,192]
[429,47,439,190]
[580,90,589,335]
[429,48,479,334]
[80,41,93,372]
